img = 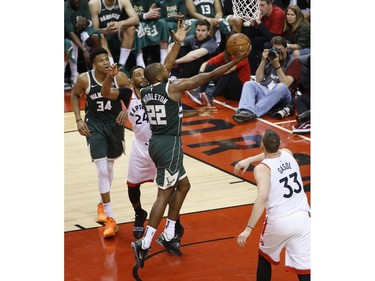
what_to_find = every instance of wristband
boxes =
[246,225,254,229]
[76,118,82,123]
[175,41,182,45]
[275,66,281,70]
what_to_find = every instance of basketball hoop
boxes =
[232,0,260,26]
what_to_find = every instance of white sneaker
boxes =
[185,88,202,105]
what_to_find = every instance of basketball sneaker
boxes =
[292,121,310,134]
[131,239,150,268]
[156,232,183,256]
[97,203,107,224]
[133,209,148,239]
[174,219,184,243]
[103,217,119,238]
[185,88,202,105]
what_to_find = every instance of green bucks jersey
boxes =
[85,70,122,122]
[193,0,216,18]
[140,82,183,136]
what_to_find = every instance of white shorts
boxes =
[127,138,156,187]
[259,211,310,274]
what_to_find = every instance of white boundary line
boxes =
[212,99,237,111]
[212,99,311,142]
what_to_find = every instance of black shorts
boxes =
[86,120,125,161]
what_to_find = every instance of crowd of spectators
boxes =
[64,0,311,133]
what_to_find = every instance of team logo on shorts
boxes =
[164,169,179,188]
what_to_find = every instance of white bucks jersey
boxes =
[261,150,310,218]
[127,90,152,143]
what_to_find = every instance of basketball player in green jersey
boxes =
[71,48,130,239]
[89,0,139,68]
[185,0,243,38]
[131,20,251,268]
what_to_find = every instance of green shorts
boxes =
[133,19,169,52]
[86,119,125,161]
[148,135,186,189]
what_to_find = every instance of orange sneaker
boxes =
[103,217,119,239]
[97,203,107,224]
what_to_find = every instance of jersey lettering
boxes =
[145,105,167,125]
[96,100,113,112]
[280,172,303,198]
[200,4,211,15]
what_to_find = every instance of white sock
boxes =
[103,202,114,218]
[164,219,176,240]
[136,52,145,67]
[143,225,156,249]
[119,48,131,65]
[160,48,168,65]
[109,56,114,65]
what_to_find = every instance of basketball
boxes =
[226,33,250,56]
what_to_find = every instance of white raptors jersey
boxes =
[127,90,152,143]
[126,89,156,186]
[260,150,310,218]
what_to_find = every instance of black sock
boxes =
[256,254,271,281]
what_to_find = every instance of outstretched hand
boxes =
[198,106,217,117]
[235,44,252,60]
[170,20,190,44]
[107,63,122,77]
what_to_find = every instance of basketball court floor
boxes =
[64,90,310,281]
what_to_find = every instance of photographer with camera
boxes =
[233,36,301,123]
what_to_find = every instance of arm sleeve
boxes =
[117,87,133,108]
[201,38,218,54]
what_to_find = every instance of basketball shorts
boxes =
[148,135,186,190]
[134,19,169,52]
[86,120,125,161]
[259,211,311,273]
[127,138,156,187]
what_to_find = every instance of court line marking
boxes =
[212,99,310,142]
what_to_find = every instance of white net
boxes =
[232,0,260,25]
